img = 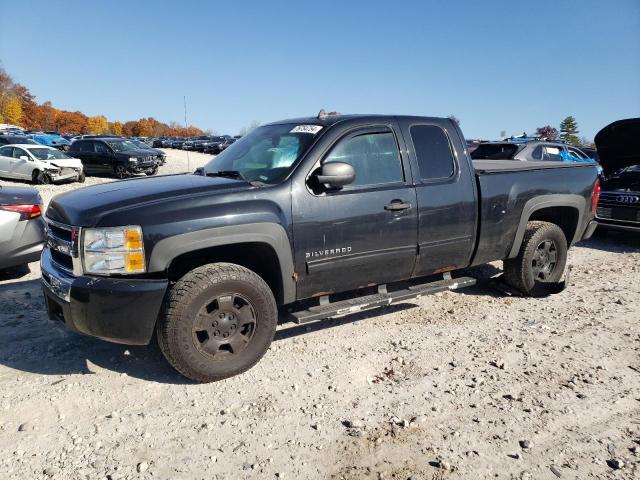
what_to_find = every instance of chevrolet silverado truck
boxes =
[41,113,600,382]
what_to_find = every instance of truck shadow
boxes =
[0,278,193,384]
[0,270,506,384]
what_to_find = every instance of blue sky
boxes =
[1,0,639,139]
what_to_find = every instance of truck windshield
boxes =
[471,143,518,160]
[202,123,322,184]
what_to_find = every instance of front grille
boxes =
[45,219,78,273]
[51,249,74,271]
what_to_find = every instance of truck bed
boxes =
[473,159,595,173]
[471,159,598,267]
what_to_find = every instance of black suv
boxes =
[68,138,159,178]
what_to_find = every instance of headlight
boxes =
[82,226,145,275]
[128,157,138,163]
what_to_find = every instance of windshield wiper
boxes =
[205,170,246,180]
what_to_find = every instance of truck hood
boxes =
[594,118,640,176]
[46,173,251,226]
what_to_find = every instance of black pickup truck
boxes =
[41,113,600,382]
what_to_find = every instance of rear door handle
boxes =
[384,200,412,211]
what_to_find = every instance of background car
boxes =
[217,137,236,152]
[0,135,39,146]
[68,137,159,178]
[128,139,167,165]
[0,185,44,270]
[0,144,84,184]
[28,132,72,151]
[203,135,232,154]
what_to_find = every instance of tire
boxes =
[157,263,277,382]
[77,172,86,183]
[503,221,568,296]
[114,164,128,179]
[146,167,158,176]
[33,170,50,184]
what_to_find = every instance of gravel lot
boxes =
[0,149,639,480]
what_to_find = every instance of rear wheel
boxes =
[157,263,277,382]
[504,221,568,296]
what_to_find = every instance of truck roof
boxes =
[266,114,450,127]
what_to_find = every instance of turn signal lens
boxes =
[125,228,143,250]
[125,252,145,273]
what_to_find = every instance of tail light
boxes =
[591,178,601,214]
[0,204,42,221]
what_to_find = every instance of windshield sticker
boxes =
[290,125,323,134]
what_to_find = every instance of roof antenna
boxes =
[184,95,191,172]
[317,109,327,120]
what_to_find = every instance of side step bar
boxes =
[290,275,476,324]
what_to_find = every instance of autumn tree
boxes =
[111,121,123,135]
[535,125,558,140]
[559,116,579,145]
[2,97,24,124]
[86,115,108,134]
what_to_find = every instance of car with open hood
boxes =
[594,118,640,232]
[0,144,84,184]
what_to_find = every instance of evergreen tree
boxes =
[559,116,580,145]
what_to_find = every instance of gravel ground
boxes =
[0,149,639,480]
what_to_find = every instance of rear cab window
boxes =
[410,125,456,180]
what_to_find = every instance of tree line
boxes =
[535,116,591,147]
[0,67,204,137]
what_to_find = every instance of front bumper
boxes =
[595,218,640,232]
[40,248,168,345]
[127,163,156,174]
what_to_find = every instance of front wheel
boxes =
[157,263,277,382]
[503,221,568,296]
[33,170,51,185]
[146,167,158,176]
[114,164,128,179]
[77,172,86,183]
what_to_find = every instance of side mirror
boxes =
[315,162,355,189]
[19,155,29,161]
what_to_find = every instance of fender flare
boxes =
[149,223,296,303]
[508,194,586,258]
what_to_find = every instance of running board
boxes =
[290,275,476,324]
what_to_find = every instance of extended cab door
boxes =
[396,119,477,276]
[292,123,418,298]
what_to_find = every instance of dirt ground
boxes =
[0,149,638,480]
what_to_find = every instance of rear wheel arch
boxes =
[508,195,585,258]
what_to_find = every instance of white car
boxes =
[0,144,84,184]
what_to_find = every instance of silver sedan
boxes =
[0,185,45,270]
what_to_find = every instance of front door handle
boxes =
[384,200,412,211]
